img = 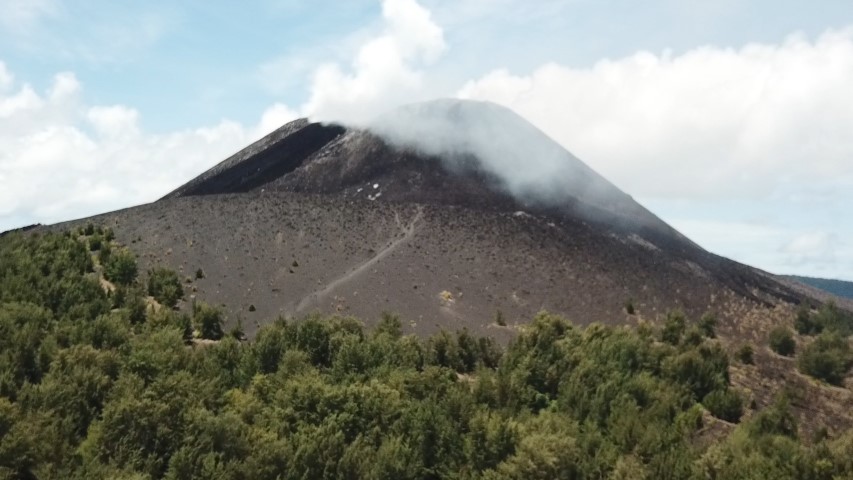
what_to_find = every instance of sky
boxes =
[1,0,852,281]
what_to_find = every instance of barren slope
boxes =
[54,189,797,341]
[46,99,815,338]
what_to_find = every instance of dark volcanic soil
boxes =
[47,100,816,337]
[55,190,800,339]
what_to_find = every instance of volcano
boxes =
[50,99,813,339]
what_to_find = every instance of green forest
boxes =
[1,228,852,480]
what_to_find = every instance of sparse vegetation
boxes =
[624,298,635,315]
[230,317,245,340]
[195,267,204,279]
[769,326,796,356]
[0,229,852,479]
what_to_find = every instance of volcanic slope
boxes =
[57,99,807,338]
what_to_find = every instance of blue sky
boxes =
[1,0,852,280]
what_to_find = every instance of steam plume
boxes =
[363,98,631,212]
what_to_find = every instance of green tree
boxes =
[769,326,796,357]
[703,389,744,423]
[797,331,851,385]
[735,344,754,365]
[489,431,580,480]
[663,343,729,401]
[794,305,820,335]
[660,311,687,345]
[104,249,138,286]
[815,301,853,336]
[193,302,224,340]
[699,312,717,338]
[375,312,403,338]
[88,234,103,251]
[20,345,120,442]
[98,241,112,264]
[0,398,50,479]
[746,395,798,438]
[147,268,183,307]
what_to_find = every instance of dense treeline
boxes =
[0,230,852,479]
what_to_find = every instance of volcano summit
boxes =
[53,99,812,338]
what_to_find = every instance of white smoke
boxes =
[364,98,635,216]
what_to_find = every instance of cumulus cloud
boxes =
[457,28,853,201]
[0,63,297,230]
[299,0,446,123]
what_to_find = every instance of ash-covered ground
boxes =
[34,99,853,437]
[54,190,795,338]
[50,100,814,337]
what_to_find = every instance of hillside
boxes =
[1,229,852,479]
[4,99,853,479]
[47,100,807,340]
[785,275,853,300]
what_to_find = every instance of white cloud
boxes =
[0,0,57,32]
[782,231,838,266]
[0,62,13,91]
[0,65,296,230]
[299,0,446,123]
[452,27,853,280]
[48,71,80,101]
[253,103,301,139]
[666,218,851,279]
[458,28,853,201]
[383,0,445,62]
[87,105,139,139]
[0,84,42,118]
